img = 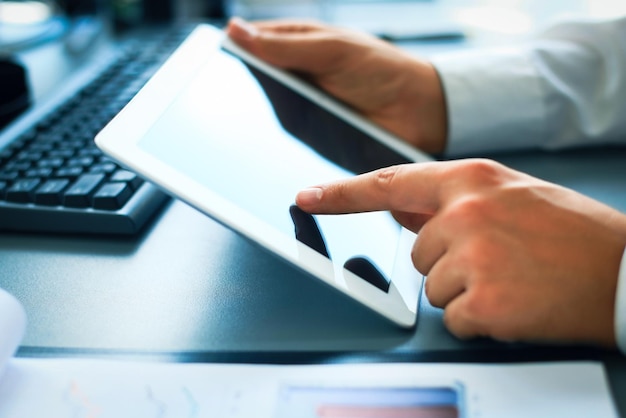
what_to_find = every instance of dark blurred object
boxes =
[109,0,175,31]
[144,0,175,22]
[110,0,143,30]
[59,0,177,24]
[57,0,100,15]
[0,57,31,129]
[204,0,228,19]
[176,0,228,23]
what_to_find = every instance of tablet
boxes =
[95,24,433,328]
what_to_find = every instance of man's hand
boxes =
[226,17,448,154]
[296,159,626,347]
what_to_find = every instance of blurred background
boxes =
[1,0,625,103]
[3,0,626,50]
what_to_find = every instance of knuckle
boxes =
[442,308,474,339]
[372,165,409,208]
[456,196,488,217]
[440,195,492,230]
[460,285,519,341]
[454,158,505,187]
[458,236,497,270]
[460,288,489,320]
[373,165,400,187]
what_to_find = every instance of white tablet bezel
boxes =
[95,24,426,328]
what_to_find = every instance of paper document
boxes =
[0,358,618,418]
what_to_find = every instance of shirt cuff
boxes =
[431,47,547,157]
[615,246,626,354]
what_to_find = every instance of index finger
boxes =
[295,162,446,215]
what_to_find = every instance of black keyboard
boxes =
[0,27,194,235]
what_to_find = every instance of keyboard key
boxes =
[37,132,65,144]
[6,178,41,203]
[67,157,94,167]
[89,162,117,174]
[5,161,31,172]
[48,149,75,159]
[78,148,103,158]
[110,169,143,190]
[93,182,132,210]
[25,168,53,178]
[0,171,19,182]
[16,151,43,161]
[0,149,14,161]
[63,173,105,207]
[0,181,7,199]
[38,158,64,169]
[55,167,83,179]
[34,179,70,206]
[28,142,54,153]
[58,140,85,150]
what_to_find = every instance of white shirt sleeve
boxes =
[431,16,626,156]
[616,248,626,354]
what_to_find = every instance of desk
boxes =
[2,146,626,416]
[2,5,626,417]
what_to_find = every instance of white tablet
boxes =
[95,24,433,328]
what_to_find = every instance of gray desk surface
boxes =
[2,23,626,417]
[2,146,626,415]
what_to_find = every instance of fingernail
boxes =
[297,188,323,206]
[232,17,258,40]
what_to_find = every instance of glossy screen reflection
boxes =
[138,46,411,289]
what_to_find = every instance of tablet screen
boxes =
[136,35,411,289]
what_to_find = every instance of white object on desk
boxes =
[0,288,26,376]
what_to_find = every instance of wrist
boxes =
[400,58,448,154]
